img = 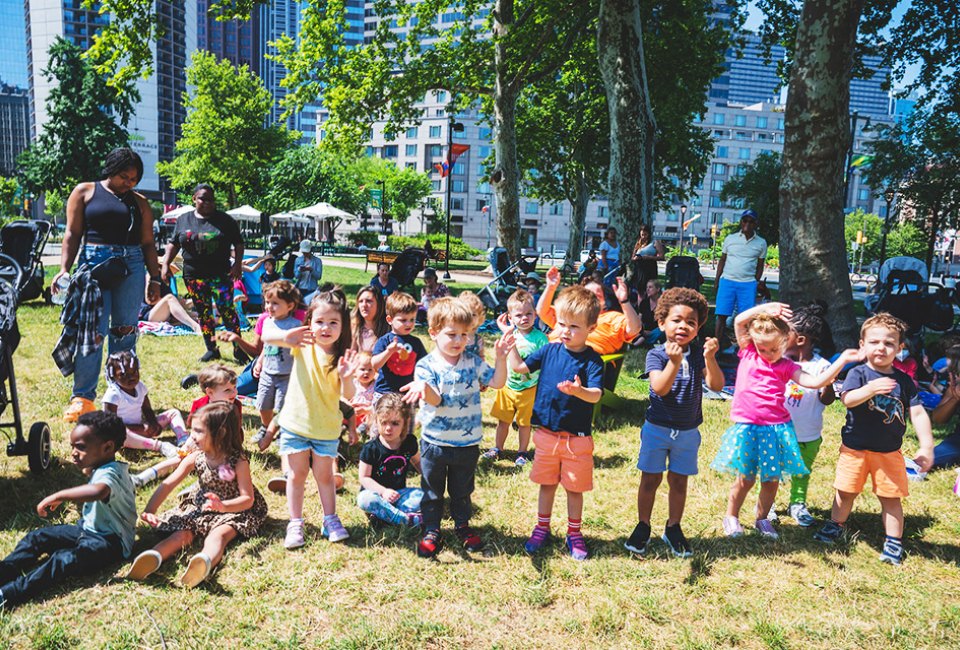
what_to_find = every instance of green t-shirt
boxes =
[508,328,550,391]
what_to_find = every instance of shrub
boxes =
[387,233,482,259]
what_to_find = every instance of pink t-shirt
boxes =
[255,309,306,336]
[729,343,800,425]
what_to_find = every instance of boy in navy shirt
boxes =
[509,285,603,560]
[372,292,428,397]
[625,288,723,557]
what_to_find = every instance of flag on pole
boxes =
[435,144,470,178]
[850,154,873,168]
[682,213,702,231]
[481,205,489,213]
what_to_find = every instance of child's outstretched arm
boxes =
[202,459,255,514]
[613,278,642,339]
[733,302,793,349]
[339,349,359,401]
[36,482,112,518]
[910,404,935,471]
[703,337,725,391]
[795,348,862,389]
[140,452,199,526]
[535,266,561,329]
[487,330,517,390]
[557,375,602,404]
[262,325,313,349]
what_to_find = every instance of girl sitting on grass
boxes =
[126,401,267,588]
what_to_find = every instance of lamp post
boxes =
[379,179,388,236]
[843,111,870,211]
[879,186,895,267]
[678,204,688,252]
[444,116,465,279]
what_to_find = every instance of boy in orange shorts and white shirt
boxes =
[508,285,603,560]
[814,313,933,565]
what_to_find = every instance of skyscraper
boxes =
[0,84,30,175]
[850,54,892,120]
[197,0,260,73]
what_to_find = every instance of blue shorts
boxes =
[278,428,339,457]
[715,278,757,317]
[636,421,701,476]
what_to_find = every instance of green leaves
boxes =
[720,151,782,244]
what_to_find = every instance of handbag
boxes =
[89,256,130,290]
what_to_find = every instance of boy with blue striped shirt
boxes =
[625,288,723,557]
[406,297,513,558]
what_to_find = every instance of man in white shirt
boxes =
[714,209,767,346]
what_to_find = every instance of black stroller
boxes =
[389,248,428,289]
[0,254,52,472]
[479,247,539,314]
[0,220,52,303]
[868,256,951,335]
[665,255,704,291]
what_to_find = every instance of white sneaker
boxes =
[788,502,816,527]
[179,553,211,588]
[125,550,162,581]
[284,519,305,549]
[904,457,928,482]
[722,516,744,538]
[158,442,179,459]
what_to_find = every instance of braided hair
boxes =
[789,302,835,357]
[104,350,139,383]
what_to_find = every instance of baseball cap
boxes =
[423,267,437,278]
[741,209,758,221]
[299,240,313,253]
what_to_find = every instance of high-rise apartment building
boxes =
[197,0,260,73]
[0,84,30,176]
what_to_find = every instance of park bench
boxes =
[364,250,399,272]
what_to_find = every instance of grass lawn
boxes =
[1,287,959,648]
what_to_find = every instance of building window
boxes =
[451,198,463,210]
[735,131,750,141]
[756,116,768,128]
[713,113,725,125]
[406,163,417,170]
[598,205,608,218]
[711,180,725,191]
[406,127,418,138]
[525,203,539,214]
[549,204,563,215]
[429,125,441,138]
[710,196,723,208]
[691,195,703,206]
[739,147,750,160]
[858,188,870,201]
[478,127,492,140]
[435,90,447,102]
[479,146,492,158]
[382,145,398,158]
[736,164,748,177]
[405,144,417,156]
[452,162,465,175]
[778,118,785,130]
[431,180,441,191]
[452,180,465,192]
[365,146,375,157]
[429,144,441,156]
[713,163,727,175]
[476,199,488,211]
[716,146,728,158]
[735,115,746,127]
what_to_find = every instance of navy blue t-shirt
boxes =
[644,343,705,430]
[840,363,920,453]
[373,332,428,394]
[525,342,603,437]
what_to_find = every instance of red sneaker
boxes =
[455,525,484,552]
[417,530,443,559]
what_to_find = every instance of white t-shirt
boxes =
[784,355,830,443]
[599,240,621,267]
[721,232,768,282]
[102,381,148,426]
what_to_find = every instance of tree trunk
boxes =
[492,0,521,260]
[597,0,656,251]
[926,204,941,270]
[779,0,865,348]
[566,168,589,273]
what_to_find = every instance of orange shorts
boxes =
[834,445,909,498]
[529,428,594,493]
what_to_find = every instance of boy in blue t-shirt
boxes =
[625,288,723,558]
[509,285,604,560]
[372,292,428,396]
[0,411,136,608]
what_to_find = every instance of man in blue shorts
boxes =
[713,209,767,349]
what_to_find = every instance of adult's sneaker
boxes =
[722,516,744,538]
[813,520,844,544]
[754,518,779,540]
[524,526,551,554]
[455,525,484,552]
[284,519,305,549]
[624,521,651,555]
[788,502,816,527]
[662,523,693,558]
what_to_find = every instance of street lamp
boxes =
[444,116,465,280]
[879,186,896,266]
[678,204,688,252]
[843,111,870,211]
[379,179,388,236]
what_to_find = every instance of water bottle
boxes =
[51,274,70,306]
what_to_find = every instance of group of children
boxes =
[0,273,937,608]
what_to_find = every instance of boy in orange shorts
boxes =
[508,285,603,560]
[814,313,933,564]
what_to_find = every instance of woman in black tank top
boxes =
[54,148,162,421]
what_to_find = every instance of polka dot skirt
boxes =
[711,422,810,483]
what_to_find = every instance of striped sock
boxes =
[537,513,551,529]
[883,535,903,556]
[567,517,582,536]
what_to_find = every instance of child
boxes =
[779,303,836,527]
[254,280,303,445]
[372,292,428,397]
[814,313,934,565]
[262,288,359,549]
[408,297,513,558]
[485,289,549,466]
[509,285,604,560]
[101,351,181,459]
[126,402,268,587]
[351,351,377,438]
[0,412,135,607]
[458,291,487,358]
[625,288,723,557]
[418,267,449,322]
[712,303,859,539]
[356,393,423,527]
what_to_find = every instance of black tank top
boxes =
[83,182,143,245]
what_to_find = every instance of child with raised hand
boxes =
[485,289,549,466]
[509,285,604,560]
[253,280,303,448]
[356,393,423,527]
[405,297,513,558]
[0,412,135,608]
[625,288,723,558]
[458,291,488,358]
[712,303,861,540]
[263,288,359,549]
[779,303,836,527]
[101,351,182,459]
[350,351,377,438]
[372,292,428,398]
[126,401,267,588]
[814,313,934,565]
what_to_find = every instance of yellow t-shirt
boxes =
[277,347,342,440]
[548,310,630,356]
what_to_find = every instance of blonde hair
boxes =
[748,313,791,345]
[507,289,535,312]
[554,285,600,327]
[386,291,418,317]
[458,292,486,327]
[372,393,412,440]
[428,296,475,331]
[860,312,908,344]
[198,364,237,391]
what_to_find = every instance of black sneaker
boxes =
[180,373,199,390]
[200,349,221,362]
[624,521,651,555]
[662,523,693,558]
[233,343,251,364]
[814,520,844,544]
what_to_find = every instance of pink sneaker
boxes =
[722,516,744,538]
[565,534,588,560]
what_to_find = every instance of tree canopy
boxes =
[721,151,782,245]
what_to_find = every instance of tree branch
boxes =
[514,12,589,90]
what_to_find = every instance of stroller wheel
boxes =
[28,421,52,473]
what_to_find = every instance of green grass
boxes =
[1,295,959,648]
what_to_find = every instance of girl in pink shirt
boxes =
[712,303,859,539]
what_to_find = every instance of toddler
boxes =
[254,280,303,446]
[351,351,377,438]
[0,412,135,608]
[357,394,423,527]
[486,289,549,466]
[372,292,428,398]
[625,288,723,557]
[418,267,449,322]
[814,313,933,565]
[127,401,267,587]
[712,303,859,539]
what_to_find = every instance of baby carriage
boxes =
[0,220,52,303]
[868,256,951,334]
[389,248,428,289]
[664,255,703,291]
[0,254,52,472]
[479,247,539,314]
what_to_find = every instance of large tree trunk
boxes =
[779,0,864,348]
[597,0,656,250]
[492,0,521,260]
[566,168,589,273]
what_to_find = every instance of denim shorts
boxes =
[278,428,339,457]
[636,421,701,476]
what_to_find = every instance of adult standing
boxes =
[293,240,322,299]
[161,184,245,363]
[713,209,767,348]
[53,147,161,421]
[630,223,665,294]
[597,226,621,284]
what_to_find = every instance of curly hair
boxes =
[860,312,908,344]
[77,411,127,449]
[789,302,835,355]
[653,288,708,325]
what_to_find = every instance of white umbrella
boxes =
[161,204,194,224]
[271,212,313,225]
[292,202,355,221]
[227,204,262,222]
